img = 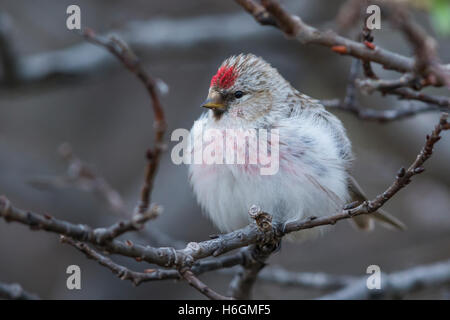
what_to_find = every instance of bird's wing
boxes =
[348,175,406,231]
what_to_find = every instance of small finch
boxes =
[188,54,404,241]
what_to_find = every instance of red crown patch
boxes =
[210,66,238,89]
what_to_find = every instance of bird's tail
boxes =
[351,208,406,231]
[348,175,406,231]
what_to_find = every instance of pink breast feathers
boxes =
[210,66,238,89]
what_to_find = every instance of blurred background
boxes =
[0,0,449,299]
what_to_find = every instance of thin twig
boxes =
[318,259,450,300]
[82,29,167,215]
[0,282,40,300]
[257,267,356,289]
[63,235,248,285]
[180,269,234,300]
[237,0,449,83]
[61,236,169,285]
[29,143,127,215]
[356,73,418,94]
[322,99,444,122]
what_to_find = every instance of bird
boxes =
[187,53,404,241]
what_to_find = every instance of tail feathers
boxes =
[348,175,406,231]
[351,215,374,231]
[350,209,406,231]
[372,209,406,230]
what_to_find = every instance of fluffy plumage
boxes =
[188,54,404,241]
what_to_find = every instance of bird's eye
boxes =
[234,91,244,99]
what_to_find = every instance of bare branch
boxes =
[94,205,161,243]
[389,2,449,87]
[29,143,127,215]
[180,269,234,300]
[319,259,450,299]
[236,0,450,86]
[228,245,270,299]
[60,236,172,285]
[0,282,40,300]
[322,99,444,122]
[2,2,449,301]
[0,195,258,268]
[284,113,449,233]
[235,0,278,27]
[2,12,273,86]
[81,29,167,215]
[356,73,419,94]
[228,206,279,299]
[343,59,361,109]
[257,267,356,290]
[389,88,450,108]
[63,234,248,286]
[1,114,448,274]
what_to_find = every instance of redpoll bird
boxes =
[188,54,404,241]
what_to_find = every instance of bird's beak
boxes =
[201,91,226,111]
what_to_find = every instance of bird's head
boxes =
[202,54,293,126]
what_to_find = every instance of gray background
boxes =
[0,0,449,299]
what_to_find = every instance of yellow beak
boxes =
[201,91,226,110]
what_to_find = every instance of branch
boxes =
[63,232,359,294]
[94,205,161,243]
[322,99,445,122]
[236,1,450,123]
[235,0,278,26]
[1,115,448,271]
[2,12,270,86]
[0,282,40,300]
[63,234,247,286]
[389,2,450,87]
[319,259,450,299]
[237,0,449,84]
[81,29,167,215]
[228,206,279,299]
[0,114,447,299]
[283,113,449,232]
[228,245,272,299]
[356,73,419,94]
[61,236,171,285]
[29,143,127,215]
[180,269,234,300]
[257,267,356,290]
